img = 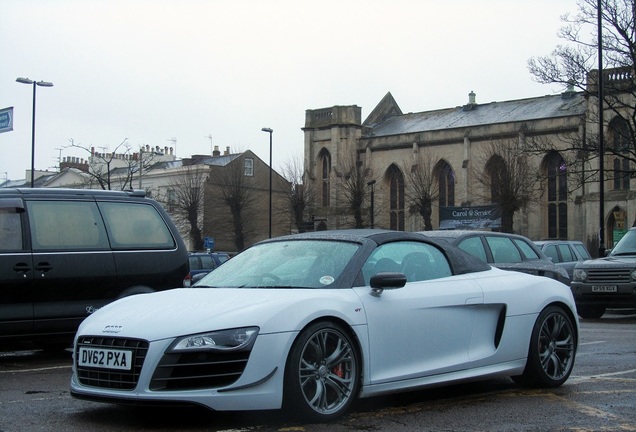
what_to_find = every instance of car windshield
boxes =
[609,230,636,256]
[194,239,360,288]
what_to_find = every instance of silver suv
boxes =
[571,228,636,319]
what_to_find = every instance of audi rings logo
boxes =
[103,325,123,333]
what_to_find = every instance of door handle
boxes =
[13,262,32,273]
[35,262,53,272]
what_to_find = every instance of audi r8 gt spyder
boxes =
[70,230,579,422]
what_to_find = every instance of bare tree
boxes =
[473,141,541,233]
[404,148,439,231]
[527,0,636,181]
[160,165,207,251]
[210,160,256,251]
[337,153,369,228]
[65,138,161,190]
[279,155,315,233]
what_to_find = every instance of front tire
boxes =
[283,321,360,422]
[513,305,576,388]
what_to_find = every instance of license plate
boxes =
[591,285,618,293]
[78,347,133,370]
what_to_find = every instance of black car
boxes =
[0,188,189,349]
[534,240,591,279]
[571,227,636,319]
[420,230,570,285]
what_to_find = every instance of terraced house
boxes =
[303,67,635,255]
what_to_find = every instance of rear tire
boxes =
[283,321,360,422]
[513,305,576,388]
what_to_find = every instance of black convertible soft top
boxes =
[262,229,492,276]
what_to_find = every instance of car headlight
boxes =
[168,327,259,352]
[573,268,587,282]
[631,269,636,281]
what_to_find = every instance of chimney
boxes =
[463,91,477,111]
[224,146,230,156]
[213,145,220,157]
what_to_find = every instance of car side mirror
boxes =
[370,272,407,296]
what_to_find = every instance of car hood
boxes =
[76,287,365,341]
[577,255,636,268]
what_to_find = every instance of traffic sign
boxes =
[0,107,13,134]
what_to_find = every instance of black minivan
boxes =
[0,188,189,349]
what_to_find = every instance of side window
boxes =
[557,244,574,262]
[543,245,559,262]
[457,237,487,262]
[99,202,175,249]
[573,244,591,260]
[27,201,109,251]
[486,236,522,263]
[0,208,23,251]
[188,256,202,270]
[199,255,217,270]
[362,241,452,285]
[513,239,540,260]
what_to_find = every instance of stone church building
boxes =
[303,68,635,256]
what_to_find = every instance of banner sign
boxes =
[439,205,501,230]
[0,107,13,134]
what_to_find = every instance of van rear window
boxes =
[99,202,175,249]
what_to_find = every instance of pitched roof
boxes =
[366,92,586,137]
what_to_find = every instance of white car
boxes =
[70,230,579,422]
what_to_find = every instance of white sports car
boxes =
[70,230,579,422]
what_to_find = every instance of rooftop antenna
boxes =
[167,137,177,157]
[54,147,63,169]
[206,134,213,154]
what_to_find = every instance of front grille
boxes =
[75,336,148,390]
[586,268,632,283]
[150,350,250,391]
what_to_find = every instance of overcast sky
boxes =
[1,0,580,182]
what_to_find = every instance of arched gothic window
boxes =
[435,160,455,207]
[318,149,331,207]
[386,165,405,231]
[609,117,631,190]
[545,152,568,239]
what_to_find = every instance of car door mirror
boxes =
[370,272,407,296]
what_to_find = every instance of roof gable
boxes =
[363,92,403,128]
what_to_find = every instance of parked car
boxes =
[571,227,636,319]
[71,229,578,422]
[419,230,570,285]
[0,188,189,349]
[534,240,592,279]
[183,251,230,287]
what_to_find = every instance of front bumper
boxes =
[70,331,295,411]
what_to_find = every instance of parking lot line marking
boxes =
[0,365,71,374]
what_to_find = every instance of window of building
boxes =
[545,152,568,239]
[436,161,455,207]
[387,164,404,231]
[609,117,631,190]
[319,149,331,207]
[244,158,254,177]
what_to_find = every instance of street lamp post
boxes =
[261,127,273,238]
[16,77,53,187]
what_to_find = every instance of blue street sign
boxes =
[0,107,13,134]
[204,236,215,250]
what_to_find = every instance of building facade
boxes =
[303,69,635,256]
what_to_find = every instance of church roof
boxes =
[366,92,586,137]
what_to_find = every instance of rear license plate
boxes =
[78,347,133,370]
[591,285,618,293]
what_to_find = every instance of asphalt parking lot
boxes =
[1,312,635,432]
